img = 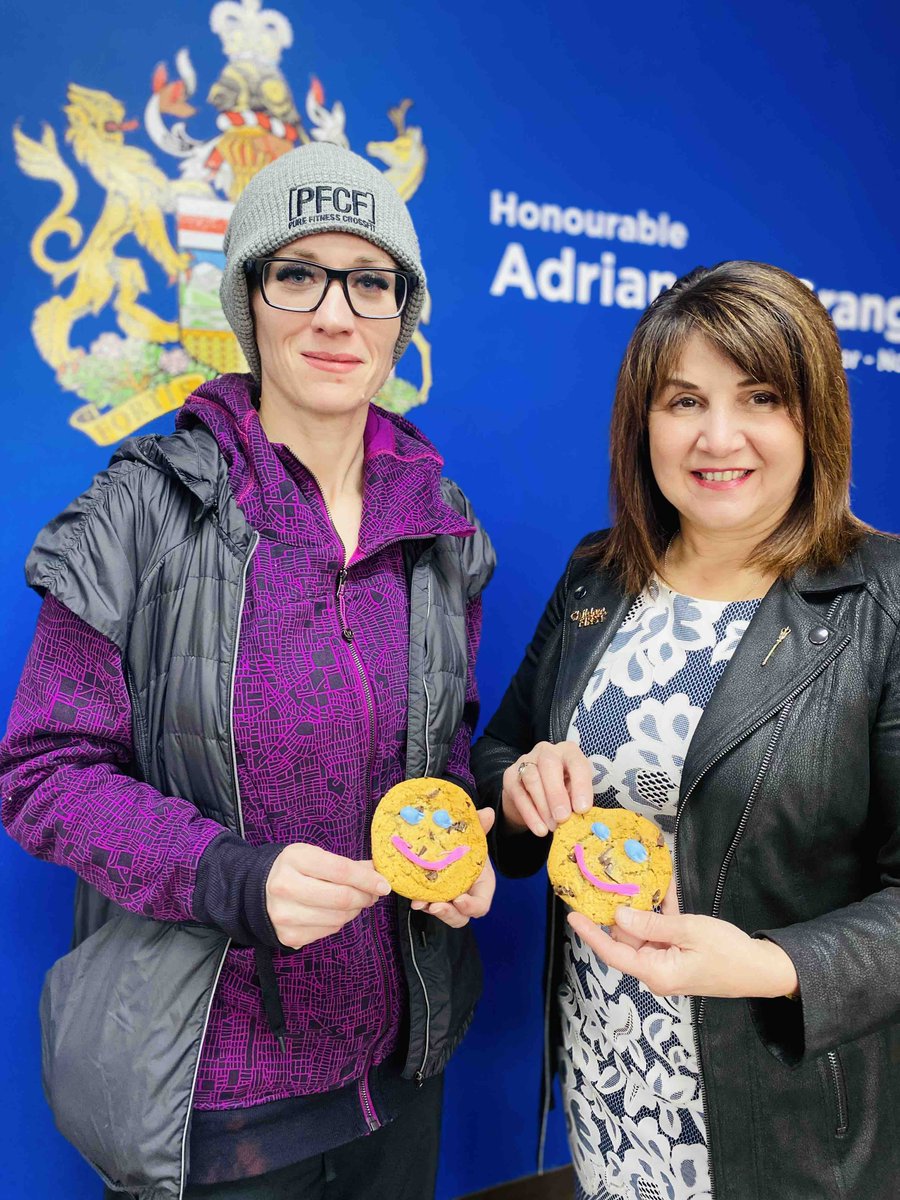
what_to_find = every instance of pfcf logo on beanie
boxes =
[288,185,377,232]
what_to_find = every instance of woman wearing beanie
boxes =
[1,142,495,1199]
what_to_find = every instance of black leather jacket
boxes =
[473,531,900,1200]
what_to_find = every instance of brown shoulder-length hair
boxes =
[589,260,868,594]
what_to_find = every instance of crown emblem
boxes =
[210,0,292,67]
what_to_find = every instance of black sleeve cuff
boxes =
[442,771,478,804]
[193,831,285,948]
[748,931,805,1066]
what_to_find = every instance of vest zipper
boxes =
[422,573,434,776]
[673,597,845,1198]
[407,907,432,1084]
[408,570,434,1082]
[178,528,259,1200]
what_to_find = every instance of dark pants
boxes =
[104,1073,443,1200]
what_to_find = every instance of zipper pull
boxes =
[336,567,353,642]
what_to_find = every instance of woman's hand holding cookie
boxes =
[410,807,496,927]
[502,741,595,837]
[265,844,391,950]
[568,906,800,1000]
[608,875,680,951]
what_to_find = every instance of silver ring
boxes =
[517,761,536,778]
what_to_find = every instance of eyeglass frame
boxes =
[245,257,417,320]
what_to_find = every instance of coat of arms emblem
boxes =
[13,0,431,444]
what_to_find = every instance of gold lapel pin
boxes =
[570,607,607,629]
[762,626,791,666]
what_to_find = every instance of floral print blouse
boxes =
[560,580,761,1200]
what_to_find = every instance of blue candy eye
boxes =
[624,839,648,863]
[400,806,424,825]
[591,822,611,841]
[432,809,452,829]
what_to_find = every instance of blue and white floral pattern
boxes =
[560,580,760,1200]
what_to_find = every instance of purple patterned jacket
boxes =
[1,376,491,1152]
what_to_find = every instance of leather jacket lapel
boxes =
[551,571,632,742]
[680,577,851,801]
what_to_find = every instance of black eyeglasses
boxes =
[246,258,415,319]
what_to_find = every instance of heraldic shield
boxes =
[13,0,432,445]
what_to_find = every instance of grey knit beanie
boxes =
[221,141,426,380]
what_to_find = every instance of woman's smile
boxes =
[690,468,753,489]
[300,350,364,374]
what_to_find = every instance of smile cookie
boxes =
[547,808,672,925]
[371,778,487,902]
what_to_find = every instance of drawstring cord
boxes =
[254,946,288,1053]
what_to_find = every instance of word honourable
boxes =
[490,190,689,249]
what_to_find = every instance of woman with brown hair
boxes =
[473,261,900,1200]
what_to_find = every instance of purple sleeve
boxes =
[0,595,227,923]
[443,595,483,794]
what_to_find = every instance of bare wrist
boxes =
[758,938,800,999]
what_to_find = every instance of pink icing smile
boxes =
[574,843,640,895]
[391,835,471,871]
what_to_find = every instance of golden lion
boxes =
[14,83,208,370]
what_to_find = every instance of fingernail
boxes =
[574,796,592,813]
[376,880,391,895]
[534,822,548,837]
[615,905,635,926]
[552,806,569,822]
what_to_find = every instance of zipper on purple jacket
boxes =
[357,1067,381,1133]
[335,563,395,1076]
[288,447,426,1085]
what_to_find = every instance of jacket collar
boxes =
[553,552,858,797]
[168,374,473,554]
[679,574,852,800]
[792,549,865,593]
[681,550,864,796]
[551,566,631,743]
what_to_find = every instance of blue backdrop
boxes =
[2,1,898,1196]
